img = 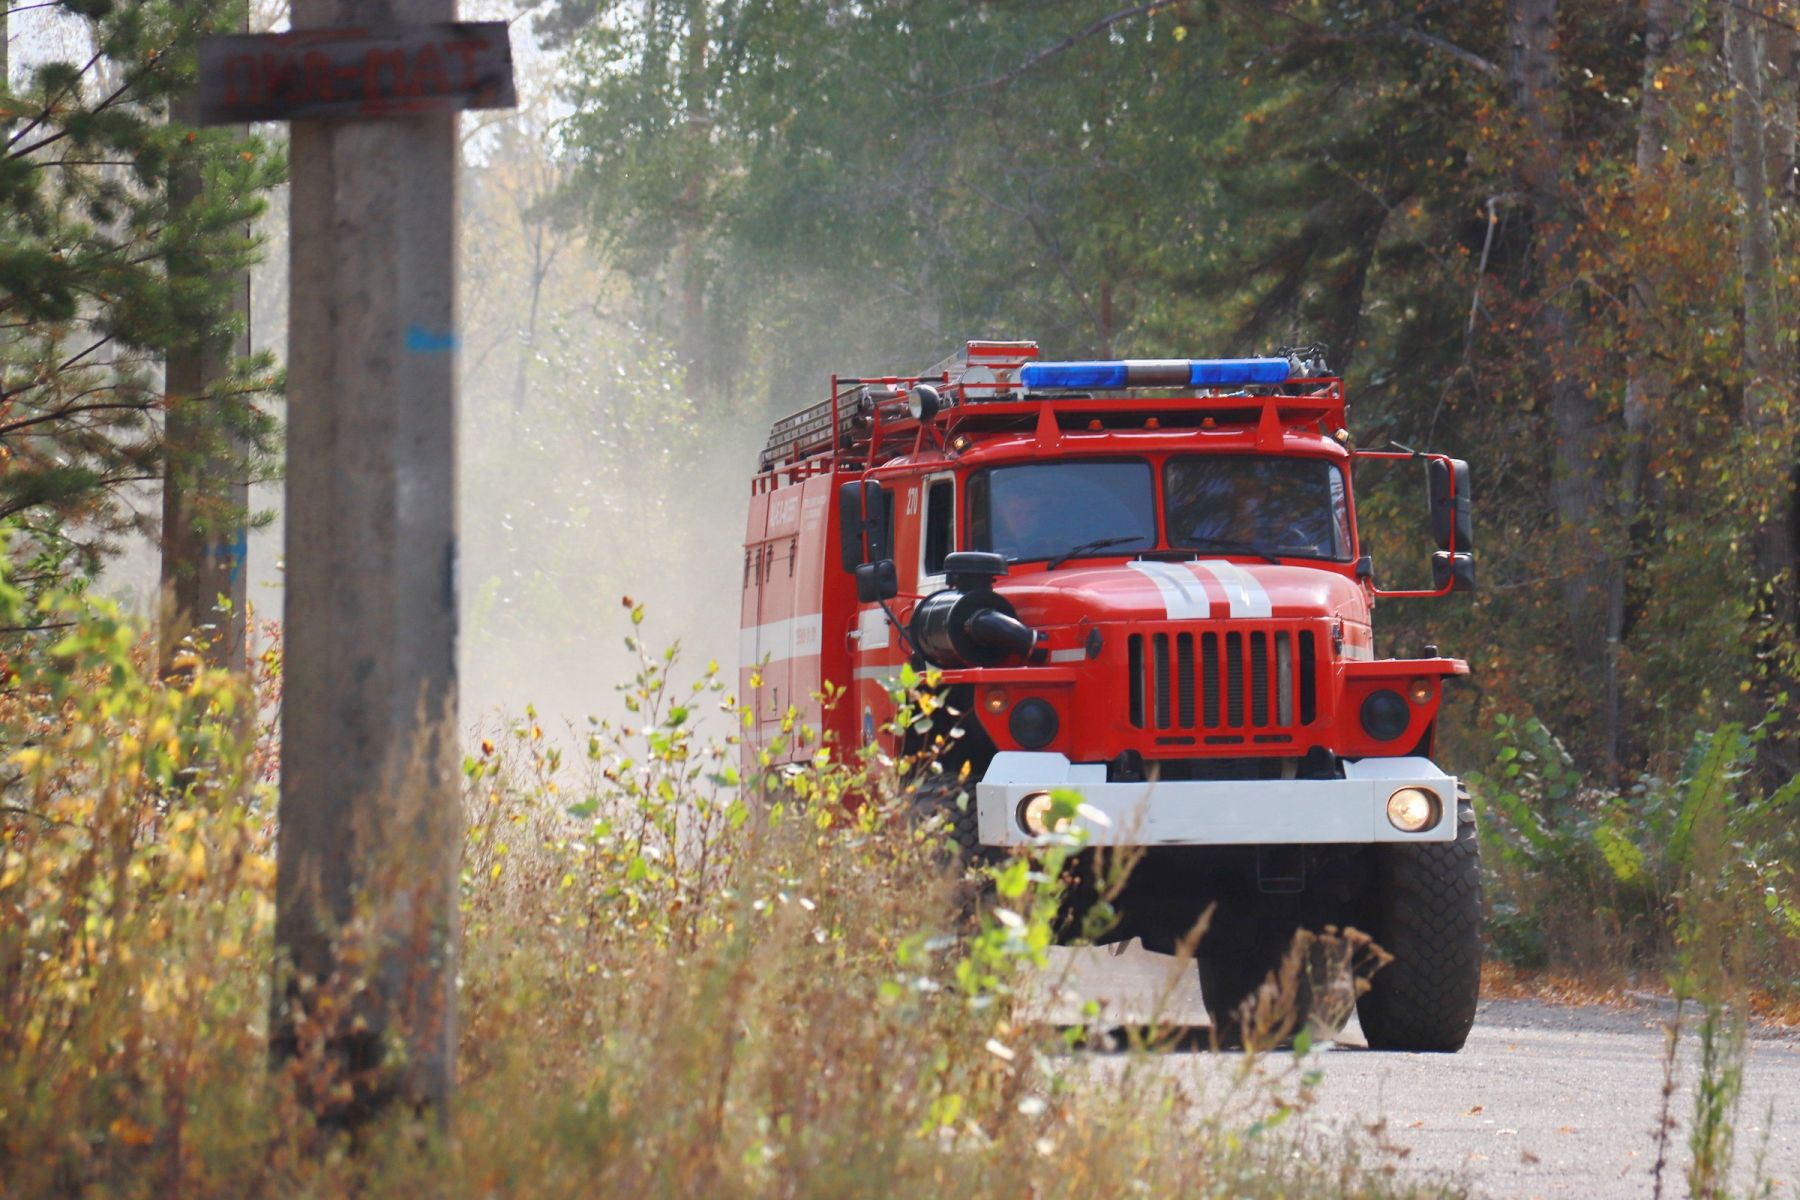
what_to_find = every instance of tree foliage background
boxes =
[0,0,280,603]
[532,0,1800,781]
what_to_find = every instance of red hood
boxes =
[993,559,1368,626]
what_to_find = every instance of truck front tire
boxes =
[908,771,980,857]
[1355,788,1482,1052]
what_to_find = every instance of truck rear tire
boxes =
[1355,788,1482,1052]
[1197,949,1271,1048]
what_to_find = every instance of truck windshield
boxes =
[970,460,1156,563]
[1164,455,1351,561]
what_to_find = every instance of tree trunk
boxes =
[1604,0,1683,778]
[676,0,711,396]
[1507,0,1609,674]
[1098,278,1115,358]
[1726,0,1796,650]
[159,5,251,673]
[1768,2,1798,205]
[511,219,547,412]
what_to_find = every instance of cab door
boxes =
[847,477,904,751]
[917,472,957,595]
[850,472,958,753]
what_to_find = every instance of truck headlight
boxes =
[1009,698,1059,749]
[1360,689,1410,741]
[1386,787,1441,833]
[1017,791,1064,836]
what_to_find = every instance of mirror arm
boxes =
[878,596,923,660]
[1369,582,1458,599]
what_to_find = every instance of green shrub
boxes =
[1470,712,1800,995]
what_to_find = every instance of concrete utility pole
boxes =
[161,8,251,671]
[275,0,463,1120]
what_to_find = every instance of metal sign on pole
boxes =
[195,22,515,125]
[201,2,515,1121]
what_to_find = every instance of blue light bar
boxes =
[1019,361,1129,388]
[1187,358,1291,386]
[1020,358,1291,391]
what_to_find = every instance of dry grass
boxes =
[1482,941,1800,1032]
[1478,961,1641,1008]
[0,602,1457,1199]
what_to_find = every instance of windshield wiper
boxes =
[1178,535,1282,564]
[1045,535,1147,570]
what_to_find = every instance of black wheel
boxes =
[1197,948,1270,1048]
[1198,925,1354,1049]
[908,770,980,856]
[907,770,999,929]
[1356,787,1482,1051]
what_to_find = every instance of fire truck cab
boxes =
[742,341,1481,1051]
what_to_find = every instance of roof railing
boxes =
[755,341,1342,477]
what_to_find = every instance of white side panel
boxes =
[856,605,891,651]
[738,613,824,667]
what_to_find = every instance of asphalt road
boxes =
[1038,945,1800,1199]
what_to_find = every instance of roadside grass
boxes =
[0,588,1454,1198]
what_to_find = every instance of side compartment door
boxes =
[739,489,772,770]
[788,477,845,749]
[751,486,815,760]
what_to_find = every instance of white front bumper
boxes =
[974,752,1458,847]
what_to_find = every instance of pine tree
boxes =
[0,0,281,599]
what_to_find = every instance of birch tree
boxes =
[1725,0,1796,653]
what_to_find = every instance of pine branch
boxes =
[1721,0,1800,36]
[1396,26,1499,77]
[58,335,114,374]
[9,73,142,160]
[0,401,158,438]
[4,49,104,150]
[943,1,1186,96]
[1238,0,1497,79]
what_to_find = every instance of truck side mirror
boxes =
[855,560,899,603]
[1353,449,1478,598]
[1432,551,1476,593]
[1427,458,1474,553]
[837,480,893,570]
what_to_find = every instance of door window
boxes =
[922,476,955,576]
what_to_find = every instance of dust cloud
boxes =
[70,4,773,739]
[249,136,767,735]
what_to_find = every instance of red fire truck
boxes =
[741,340,1480,1050]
